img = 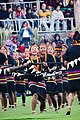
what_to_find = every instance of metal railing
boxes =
[0,1,44,11]
[0,17,74,45]
[0,17,74,32]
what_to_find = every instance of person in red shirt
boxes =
[16,5,25,19]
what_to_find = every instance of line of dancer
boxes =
[0,31,80,115]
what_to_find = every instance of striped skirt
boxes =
[67,70,80,92]
[28,80,46,100]
[0,75,7,93]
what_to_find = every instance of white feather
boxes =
[31,69,36,73]
[0,69,2,74]
[74,59,78,65]
[29,65,34,70]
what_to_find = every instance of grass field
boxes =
[0,96,80,120]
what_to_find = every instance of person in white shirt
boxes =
[51,4,66,31]
[19,21,33,48]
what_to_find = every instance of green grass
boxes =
[0,96,80,120]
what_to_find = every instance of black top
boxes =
[64,45,80,70]
[0,52,7,65]
[7,55,17,67]
[40,54,56,71]
[64,45,80,62]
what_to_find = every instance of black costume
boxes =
[64,44,80,92]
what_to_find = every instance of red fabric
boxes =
[18,45,25,53]
[16,10,24,18]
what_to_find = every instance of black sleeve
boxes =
[8,55,17,66]
[47,54,56,68]
[63,49,69,62]
[0,52,7,65]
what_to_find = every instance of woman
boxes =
[28,44,46,114]
[47,45,58,111]
[64,31,80,115]
[0,51,7,111]
[19,21,33,48]
[0,45,17,109]
[12,50,26,107]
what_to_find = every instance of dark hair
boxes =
[16,5,21,9]
[26,7,32,13]
[73,31,80,42]
[0,45,7,50]
[21,21,27,28]
[55,3,60,9]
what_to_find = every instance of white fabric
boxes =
[22,29,30,38]
[67,57,80,69]
[52,10,64,20]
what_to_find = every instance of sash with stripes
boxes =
[67,70,80,81]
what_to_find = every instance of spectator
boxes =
[58,0,64,9]
[51,41,56,49]
[47,5,52,13]
[5,38,17,55]
[38,3,51,31]
[26,7,38,28]
[19,21,33,48]
[0,4,8,19]
[32,5,39,18]
[64,8,74,18]
[19,0,24,9]
[26,7,34,19]
[66,32,74,48]
[7,7,13,19]
[32,5,39,28]
[53,33,64,46]
[51,4,66,31]
[15,5,25,19]
[65,0,74,8]
[38,3,51,18]
[13,5,26,31]
[45,0,57,8]
[40,33,51,44]
[0,4,10,28]
[58,0,65,14]
[64,0,74,30]
[47,5,53,18]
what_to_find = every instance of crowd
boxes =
[0,31,80,116]
[0,0,74,31]
[0,0,79,116]
[5,28,73,56]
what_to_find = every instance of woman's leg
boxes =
[32,93,38,114]
[66,92,75,115]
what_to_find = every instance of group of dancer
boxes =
[0,31,80,115]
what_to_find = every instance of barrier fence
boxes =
[0,17,74,45]
[0,17,74,32]
[0,1,44,11]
